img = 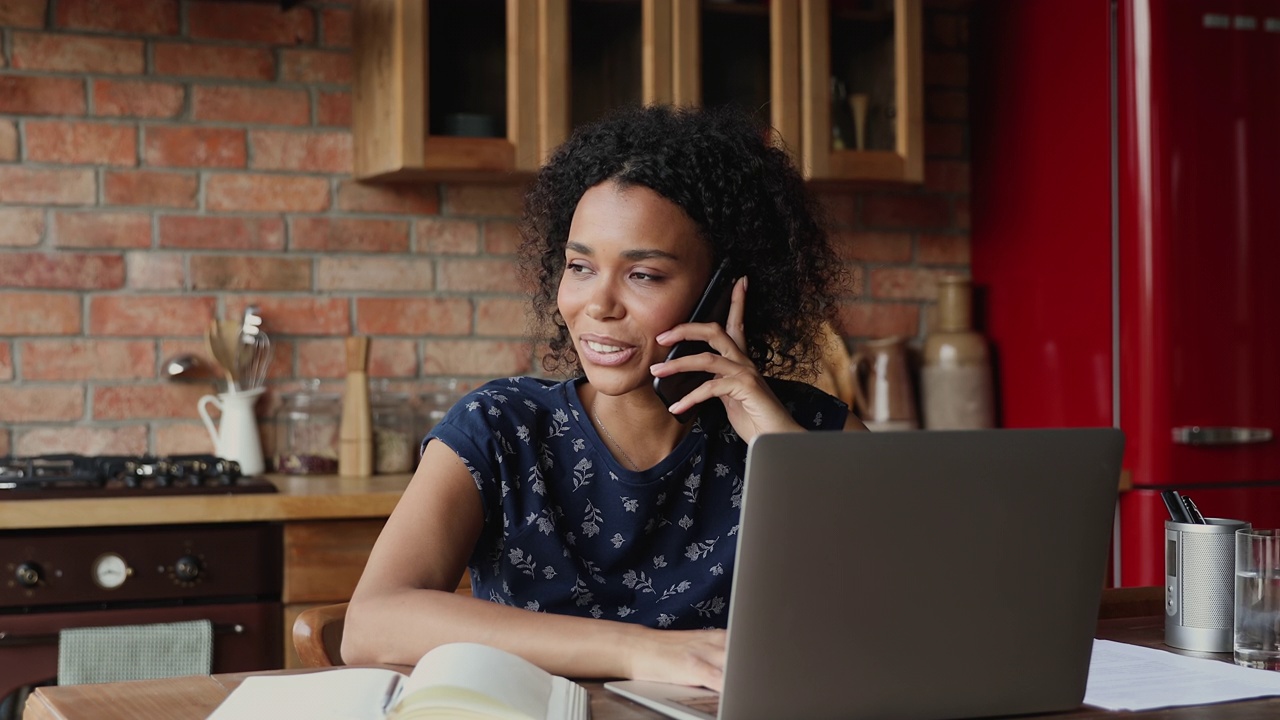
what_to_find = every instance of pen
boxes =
[1161,490,1191,524]
[1181,495,1207,524]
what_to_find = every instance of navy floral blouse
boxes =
[425,375,847,630]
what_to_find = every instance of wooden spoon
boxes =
[206,320,238,389]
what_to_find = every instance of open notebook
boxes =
[607,428,1123,720]
[208,642,588,720]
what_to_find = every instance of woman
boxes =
[343,105,864,690]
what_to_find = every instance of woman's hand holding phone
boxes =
[650,275,804,443]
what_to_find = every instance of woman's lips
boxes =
[579,338,639,367]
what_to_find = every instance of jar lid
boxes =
[418,378,463,403]
[279,389,341,401]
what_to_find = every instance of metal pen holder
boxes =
[1164,518,1251,652]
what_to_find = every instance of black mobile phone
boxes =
[652,259,737,422]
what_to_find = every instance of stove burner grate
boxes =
[0,454,277,498]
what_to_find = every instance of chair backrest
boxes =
[293,602,348,667]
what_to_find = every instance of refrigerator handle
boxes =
[1171,427,1274,446]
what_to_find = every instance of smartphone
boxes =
[652,259,738,422]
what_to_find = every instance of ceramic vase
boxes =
[850,336,919,431]
[922,276,995,429]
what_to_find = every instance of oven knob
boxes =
[14,562,42,588]
[92,553,129,589]
[174,555,203,582]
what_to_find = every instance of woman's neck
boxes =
[581,382,692,471]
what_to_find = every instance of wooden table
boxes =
[23,616,1280,720]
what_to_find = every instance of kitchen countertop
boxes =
[0,474,413,530]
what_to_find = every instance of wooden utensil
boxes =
[339,336,373,476]
[219,319,246,389]
[849,93,869,151]
[206,320,238,390]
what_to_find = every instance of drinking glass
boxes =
[1235,528,1280,670]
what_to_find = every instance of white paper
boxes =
[1084,639,1280,710]
[207,668,404,720]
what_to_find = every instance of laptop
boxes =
[605,428,1123,720]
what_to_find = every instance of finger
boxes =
[725,276,748,348]
[651,348,745,380]
[655,323,751,365]
[663,375,741,416]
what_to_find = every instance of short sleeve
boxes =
[768,377,849,430]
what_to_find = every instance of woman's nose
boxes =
[585,279,623,320]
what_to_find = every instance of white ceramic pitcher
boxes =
[197,387,265,476]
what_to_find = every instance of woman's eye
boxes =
[566,262,592,275]
[630,271,661,282]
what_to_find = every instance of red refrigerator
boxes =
[970,0,1280,586]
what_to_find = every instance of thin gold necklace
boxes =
[594,410,640,471]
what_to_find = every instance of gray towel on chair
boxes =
[57,619,213,686]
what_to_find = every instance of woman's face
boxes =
[558,180,714,398]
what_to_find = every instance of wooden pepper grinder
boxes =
[339,336,373,476]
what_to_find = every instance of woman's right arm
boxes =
[341,438,728,690]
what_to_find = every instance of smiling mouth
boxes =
[585,340,626,354]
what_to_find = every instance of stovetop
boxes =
[0,454,278,500]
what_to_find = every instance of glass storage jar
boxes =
[272,381,341,475]
[417,377,462,433]
[415,378,464,464]
[371,384,417,474]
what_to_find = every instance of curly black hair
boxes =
[518,104,847,381]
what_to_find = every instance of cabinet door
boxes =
[667,0,802,157]
[799,0,923,181]
[538,0,675,161]
[353,0,539,181]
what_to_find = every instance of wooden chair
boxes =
[293,602,349,668]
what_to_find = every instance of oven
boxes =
[0,455,283,719]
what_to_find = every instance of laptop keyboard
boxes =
[673,693,721,715]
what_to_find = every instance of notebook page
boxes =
[399,643,553,719]
[207,668,404,720]
[544,676,590,720]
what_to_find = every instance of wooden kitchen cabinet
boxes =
[799,0,923,182]
[667,0,922,182]
[282,520,384,604]
[353,0,673,182]
[667,0,803,160]
[353,0,922,184]
[353,0,538,181]
[537,0,679,155]
[281,519,382,667]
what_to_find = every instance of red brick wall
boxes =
[0,0,970,457]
